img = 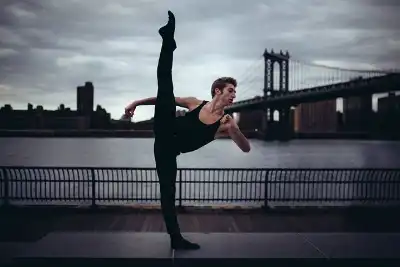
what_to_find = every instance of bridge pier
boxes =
[261,49,293,141]
[277,107,292,141]
[260,107,293,141]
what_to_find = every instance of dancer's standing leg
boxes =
[153,11,200,250]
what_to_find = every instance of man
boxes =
[124,11,250,250]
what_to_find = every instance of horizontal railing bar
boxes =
[1,166,399,208]
[1,166,400,171]
[7,197,399,201]
[5,179,398,184]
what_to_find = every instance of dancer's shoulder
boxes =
[175,97,203,111]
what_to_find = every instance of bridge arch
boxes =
[263,49,290,97]
[232,112,240,124]
[273,61,281,91]
[273,110,280,122]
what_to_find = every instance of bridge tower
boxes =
[261,49,292,141]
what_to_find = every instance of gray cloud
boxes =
[0,0,399,120]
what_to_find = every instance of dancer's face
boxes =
[218,83,236,106]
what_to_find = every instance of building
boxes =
[77,82,94,115]
[0,104,91,130]
[294,99,337,133]
[376,92,400,136]
[0,82,111,130]
[378,92,400,113]
[237,110,265,131]
[342,94,372,132]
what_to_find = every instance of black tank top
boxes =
[175,101,224,154]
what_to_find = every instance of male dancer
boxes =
[125,11,251,250]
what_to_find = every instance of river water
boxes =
[1,138,399,168]
[1,138,399,207]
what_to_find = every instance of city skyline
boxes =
[1,0,400,121]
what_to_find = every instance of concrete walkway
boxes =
[3,232,400,266]
[1,206,400,242]
[1,207,400,266]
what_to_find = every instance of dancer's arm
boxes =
[217,115,251,153]
[127,96,202,110]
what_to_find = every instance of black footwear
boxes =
[158,11,175,38]
[158,10,176,49]
[171,236,200,250]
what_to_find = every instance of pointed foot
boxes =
[171,236,200,250]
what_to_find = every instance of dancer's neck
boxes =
[206,99,226,116]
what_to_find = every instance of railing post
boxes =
[3,168,10,207]
[263,170,269,211]
[178,169,182,208]
[91,168,96,208]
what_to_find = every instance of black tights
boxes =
[153,38,180,237]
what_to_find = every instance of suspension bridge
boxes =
[221,49,400,140]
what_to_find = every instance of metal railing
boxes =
[1,166,399,208]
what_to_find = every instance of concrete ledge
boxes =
[9,232,400,267]
[2,204,400,214]
[11,259,400,267]
[0,242,31,266]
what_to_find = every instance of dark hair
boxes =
[211,77,237,97]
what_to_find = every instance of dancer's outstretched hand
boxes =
[124,102,137,117]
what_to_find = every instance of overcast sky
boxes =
[1,0,399,121]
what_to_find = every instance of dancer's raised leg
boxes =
[153,10,200,250]
[153,10,177,141]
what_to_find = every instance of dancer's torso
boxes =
[175,100,224,154]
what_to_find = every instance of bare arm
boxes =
[216,115,251,153]
[129,96,202,110]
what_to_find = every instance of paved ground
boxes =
[1,206,400,242]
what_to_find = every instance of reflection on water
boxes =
[0,138,400,168]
